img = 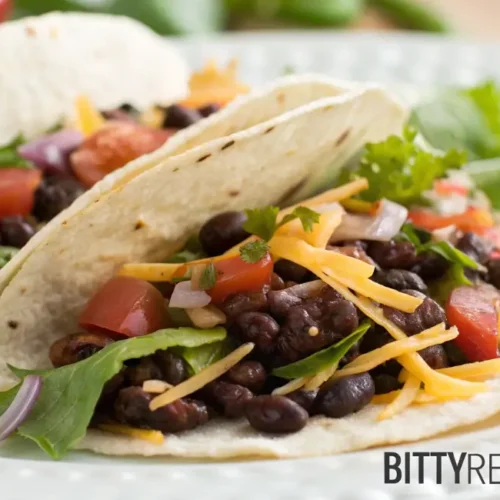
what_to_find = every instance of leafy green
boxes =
[0,327,226,459]
[429,263,472,305]
[178,338,234,375]
[0,246,18,269]
[411,82,500,159]
[240,205,320,263]
[167,236,206,264]
[199,263,217,290]
[465,158,500,210]
[344,127,466,204]
[272,320,372,379]
[0,136,32,169]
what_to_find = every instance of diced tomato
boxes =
[208,253,273,305]
[483,226,500,255]
[0,168,42,217]
[408,206,494,234]
[0,0,11,22]
[434,180,469,197]
[80,276,167,337]
[446,286,499,362]
[71,123,174,188]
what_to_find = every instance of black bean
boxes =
[314,373,375,418]
[226,361,267,392]
[418,344,449,369]
[163,104,202,129]
[199,211,249,256]
[114,387,209,433]
[245,395,308,433]
[0,216,36,248]
[204,381,253,418]
[444,341,469,367]
[383,290,446,335]
[154,350,188,385]
[286,389,318,412]
[236,312,280,353]
[221,290,268,319]
[125,356,164,386]
[274,259,312,283]
[49,332,115,367]
[487,259,500,289]
[456,232,491,265]
[198,103,221,118]
[367,241,417,269]
[373,269,428,294]
[411,252,448,280]
[373,374,401,395]
[101,108,137,122]
[267,288,303,318]
[270,272,286,291]
[33,176,85,222]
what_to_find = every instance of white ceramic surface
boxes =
[2,31,500,500]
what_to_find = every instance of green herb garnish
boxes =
[343,126,466,205]
[272,320,372,379]
[167,235,206,263]
[199,262,217,290]
[177,338,234,375]
[0,135,32,169]
[0,246,18,269]
[239,205,320,263]
[0,327,226,459]
[429,263,472,305]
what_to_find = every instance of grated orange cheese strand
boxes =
[304,363,339,390]
[272,377,308,396]
[377,375,421,420]
[373,389,474,406]
[99,424,164,444]
[438,359,500,382]
[335,324,456,378]
[150,343,254,410]
[75,95,106,136]
[143,380,173,393]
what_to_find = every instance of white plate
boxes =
[2,31,500,500]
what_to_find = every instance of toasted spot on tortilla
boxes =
[20,287,27,295]
[173,167,180,172]
[197,154,212,163]
[134,220,145,230]
[277,92,285,104]
[264,126,275,134]
[221,140,235,151]
[49,27,59,39]
[62,220,68,226]
[228,190,240,197]
[25,25,37,37]
[335,128,351,146]
[323,104,334,111]
[7,320,18,330]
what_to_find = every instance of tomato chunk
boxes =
[0,168,42,217]
[80,276,167,337]
[208,254,273,305]
[446,286,499,362]
[0,0,12,22]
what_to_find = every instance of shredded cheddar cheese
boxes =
[150,343,254,410]
[438,359,500,382]
[74,95,106,136]
[377,375,421,421]
[272,377,308,396]
[143,380,173,393]
[304,363,339,391]
[99,424,164,444]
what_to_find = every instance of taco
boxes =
[6,81,484,460]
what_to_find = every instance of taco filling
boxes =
[0,61,248,257]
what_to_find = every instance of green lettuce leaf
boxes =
[0,246,18,269]
[343,127,466,205]
[0,135,32,168]
[465,157,500,210]
[0,327,226,459]
[272,320,372,380]
[178,338,235,375]
[166,235,206,263]
[429,263,472,305]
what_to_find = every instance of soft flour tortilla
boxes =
[0,74,384,294]
[0,84,419,457]
[0,12,189,146]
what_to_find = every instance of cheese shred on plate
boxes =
[150,343,254,411]
[98,424,164,444]
[377,375,421,421]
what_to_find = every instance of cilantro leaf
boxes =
[199,262,217,290]
[0,327,226,459]
[0,246,18,269]
[429,263,472,305]
[279,206,320,232]
[240,240,270,264]
[0,135,32,169]
[346,126,466,205]
[167,235,206,263]
[243,206,280,241]
[177,338,234,375]
[272,320,372,379]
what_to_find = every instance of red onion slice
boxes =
[18,130,83,176]
[330,200,408,243]
[169,281,212,309]
[0,375,42,441]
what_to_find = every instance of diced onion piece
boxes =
[74,95,106,136]
[377,375,421,421]
[99,424,164,444]
[0,375,42,441]
[150,343,254,410]
[272,377,308,396]
[169,281,211,309]
[330,199,408,243]
[143,380,173,393]
[304,363,339,390]
[335,324,455,378]
[186,305,227,329]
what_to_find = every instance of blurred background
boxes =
[0,0,498,39]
